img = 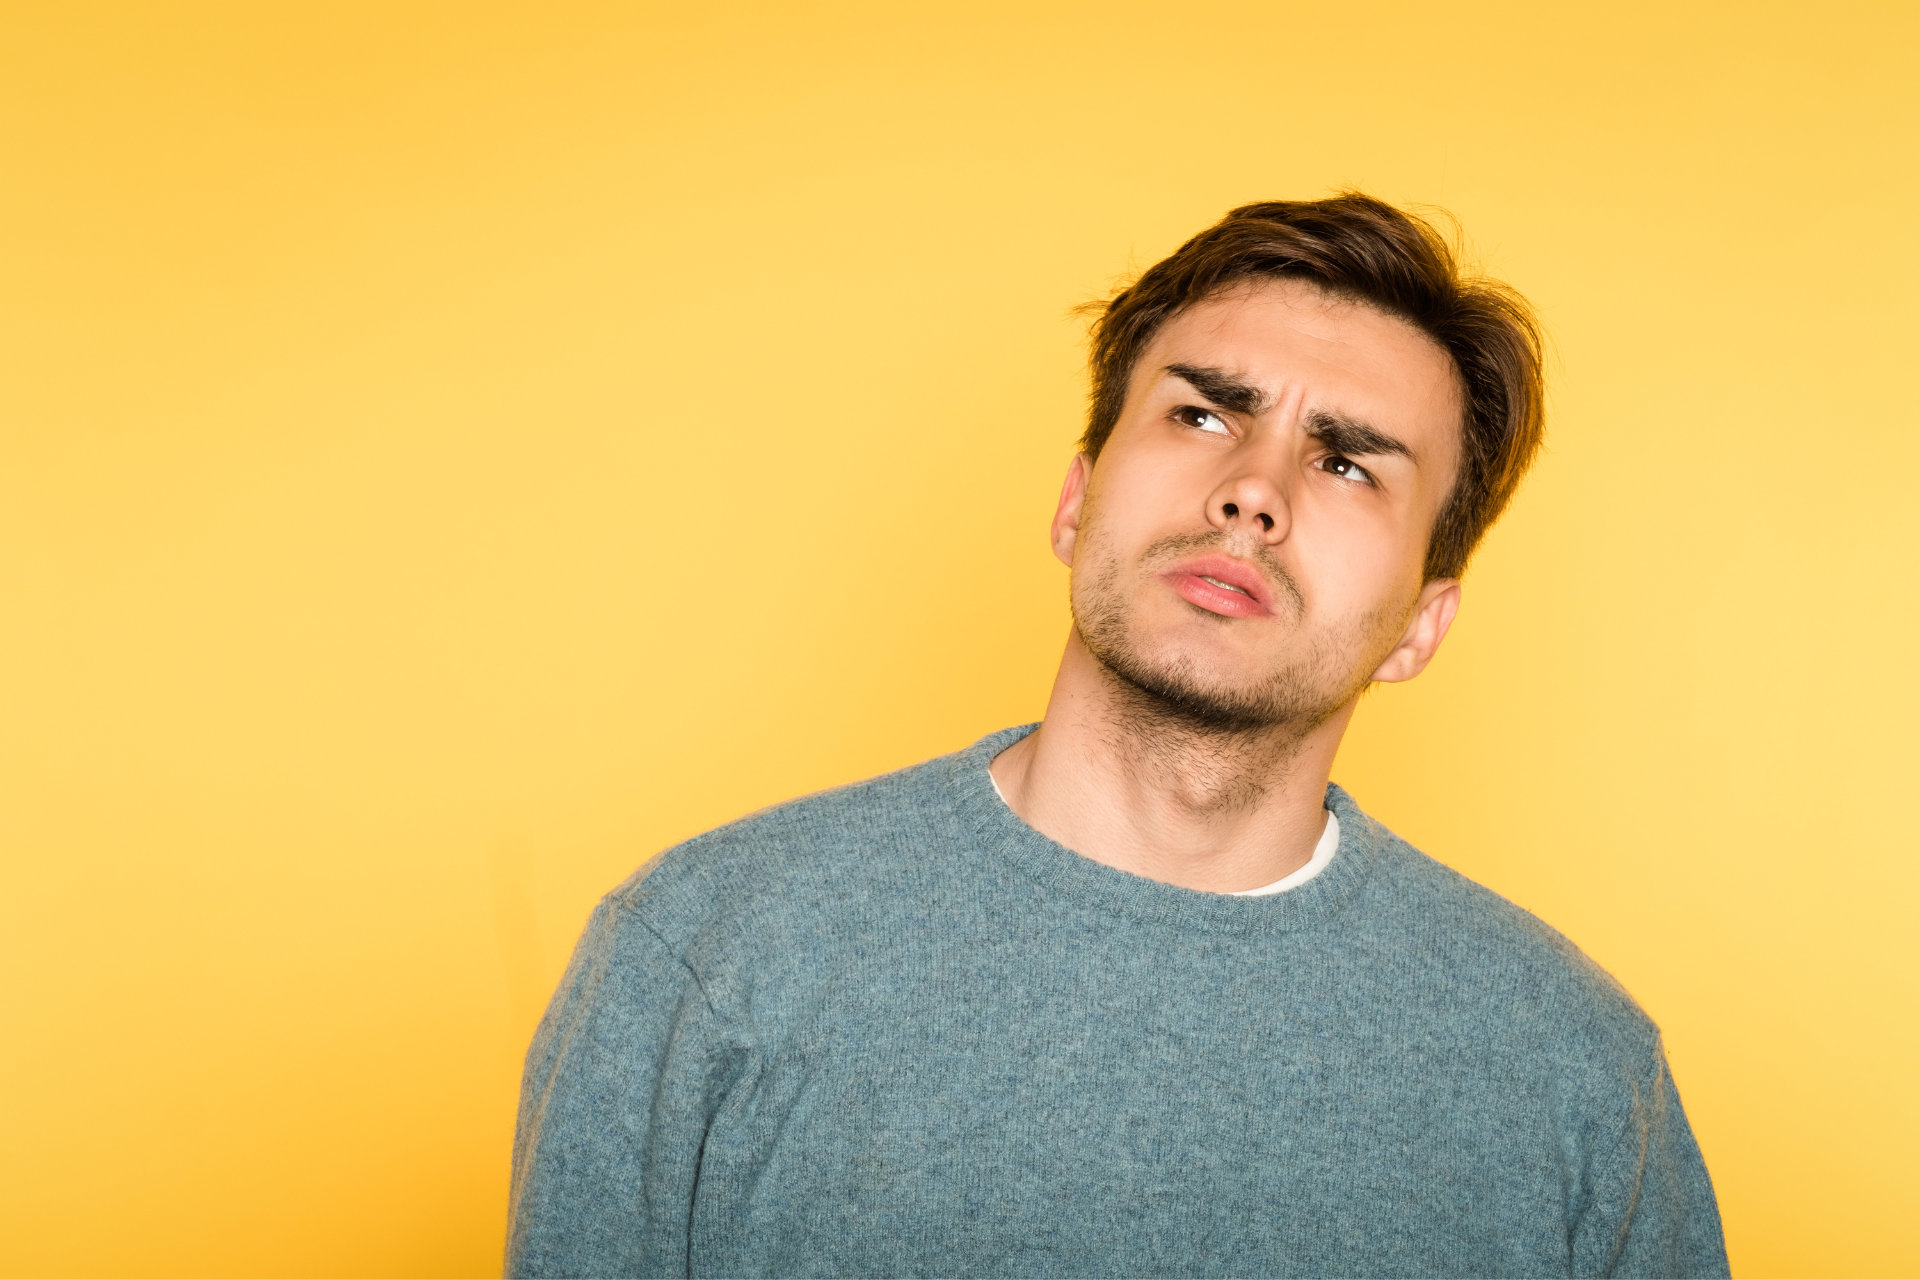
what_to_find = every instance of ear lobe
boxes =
[1370,578,1461,684]
[1051,453,1092,568]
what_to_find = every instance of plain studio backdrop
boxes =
[1,1,1914,1276]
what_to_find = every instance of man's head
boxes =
[1054,195,1545,739]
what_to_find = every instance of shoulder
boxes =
[1334,791,1662,1062]
[601,748,964,953]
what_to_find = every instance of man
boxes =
[508,194,1728,1279]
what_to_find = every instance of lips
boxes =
[1160,553,1277,619]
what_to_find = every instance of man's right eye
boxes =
[1172,406,1231,436]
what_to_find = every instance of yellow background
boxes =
[2,1,1915,1275]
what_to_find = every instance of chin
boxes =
[1075,570,1359,736]
[1096,632,1349,737]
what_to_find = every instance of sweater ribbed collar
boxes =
[947,724,1382,938]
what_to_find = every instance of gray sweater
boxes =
[508,726,1728,1278]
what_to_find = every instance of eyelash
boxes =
[1317,455,1375,486]
[1171,405,1231,436]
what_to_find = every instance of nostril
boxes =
[1223,503,1239,517]
[1257,513,1274,532]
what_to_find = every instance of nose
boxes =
[1206,471,1290,545]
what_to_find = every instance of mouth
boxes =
[1159,554,1277,619]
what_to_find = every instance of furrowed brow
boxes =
[1304,408,1415,461]
[1165,363,1268,416]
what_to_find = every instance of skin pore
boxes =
[988,278,1467,892]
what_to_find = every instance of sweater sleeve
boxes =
[506,899,739,1280]
[1572,1042,1730,1279]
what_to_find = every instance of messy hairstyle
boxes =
[1081,194,1545,580]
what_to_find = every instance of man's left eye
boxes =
[1320,455,1374,485]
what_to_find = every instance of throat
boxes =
[1111,709,1300,816]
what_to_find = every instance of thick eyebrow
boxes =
[1166,362,1416,461]
[1303,408,1415,462]
[1164,363,1269,416]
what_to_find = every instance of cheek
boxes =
[1091,447,1210,534]
[1079,462,1159,546]
[1301,510,1424,616]
[1308,508,1395,576]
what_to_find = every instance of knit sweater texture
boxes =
[508,725,1728,1279]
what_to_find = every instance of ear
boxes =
[1370,578,1461,683]
[1050,453,1093,567]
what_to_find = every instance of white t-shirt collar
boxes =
[986,767,1339,897]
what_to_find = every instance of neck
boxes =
[989,630,1352,893]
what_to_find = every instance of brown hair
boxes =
[1080,193,1545,581]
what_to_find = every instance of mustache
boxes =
[1142,529,1305,616]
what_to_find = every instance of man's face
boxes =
[1059,278,1464,733]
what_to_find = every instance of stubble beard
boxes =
[1070,522,1404,801]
